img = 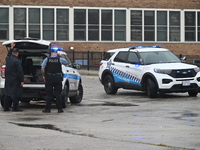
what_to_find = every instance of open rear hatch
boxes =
[2,38,51,84]
[2,38,51,53]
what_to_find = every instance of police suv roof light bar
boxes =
[129,45,162,51]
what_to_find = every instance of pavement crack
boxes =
[9,122,97,138]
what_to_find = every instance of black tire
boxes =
[69,83,83,104]
[62,84,69,108]
[146,78,157,98]
[188,90,198,97]
[103,75,118,94]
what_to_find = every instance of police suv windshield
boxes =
[139,51,181,65]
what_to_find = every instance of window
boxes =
[185,11,196,41]
[127,52,139,63]
[144,11,155,41]
[43,8,54,40]
[14,8,26,39]
[115,10,126,41]
[198,12,200,41]
[114,52,128,63]
[29,8,40,39]
[88,9,99,41]
[103,52,115,60]
[0,8,9,40]
[101,10,112,41]
[74,9,86,41]
[57,9,69,40]
[157,11,167,41]
[131,10,142,41]
[169,11,180,41]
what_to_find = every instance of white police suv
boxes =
[0,38,83,107]
[99,45,200,98]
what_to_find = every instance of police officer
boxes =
[4,42,24,112]
[41,48,68,113]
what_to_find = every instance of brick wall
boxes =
[0,42,200,66]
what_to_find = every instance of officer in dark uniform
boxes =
[41,48,68,113]
[3,42,24,112]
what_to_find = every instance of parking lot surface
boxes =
[0,74,200,150]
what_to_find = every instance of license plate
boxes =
[182,81,190,86]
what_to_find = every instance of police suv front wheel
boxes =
[188,90,198,97]
[146,78,158,98]
[69,83,83,104]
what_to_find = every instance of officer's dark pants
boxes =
[4,95,20,110]
[3,95,12,110]
[45,74,63,111]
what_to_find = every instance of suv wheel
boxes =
[69,83,83,104]
[146,78,157,98]
[104,75,118,94]
[62,84,69,108]
[188,90,198,97]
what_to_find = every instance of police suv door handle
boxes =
[126,65,130,68]
[112,63,115,65]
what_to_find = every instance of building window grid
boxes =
[12,6,70,41]
[198,11,200,41]
[185,11,196,41]
[0,6,200,43]
[184,10,200,42]
[14,8,27,39]
[0,7,9,40]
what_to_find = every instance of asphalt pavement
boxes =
[0,72,200,150]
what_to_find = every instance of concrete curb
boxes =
[78,69,98,76]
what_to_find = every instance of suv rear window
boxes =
[103,52,115,61]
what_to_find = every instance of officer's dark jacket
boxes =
[45,56,62,75]
[4,54,24,97]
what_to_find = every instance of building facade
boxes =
[0,0,200,65]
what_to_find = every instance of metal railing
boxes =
[65,50,104,70]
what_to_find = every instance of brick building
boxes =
[0,0,200,65]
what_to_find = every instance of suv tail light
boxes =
[99,62,103,67]
[1,67,6,78]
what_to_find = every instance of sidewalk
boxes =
[78,69,98,76]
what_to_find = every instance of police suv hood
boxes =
[150,63,198,70]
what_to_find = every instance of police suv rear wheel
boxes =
[69,83,83,104]
[62,84,69,108]
[104,75,118,94]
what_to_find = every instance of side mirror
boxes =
[180,54,186,62]
[73,63,81,70]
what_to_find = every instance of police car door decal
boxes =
[110,66,141,86]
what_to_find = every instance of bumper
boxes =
[156,73,200,93]
[22,87,46,100]
[159,83,200,93]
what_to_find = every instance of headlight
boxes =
[194,67,200,73]
[154,69,172,74]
